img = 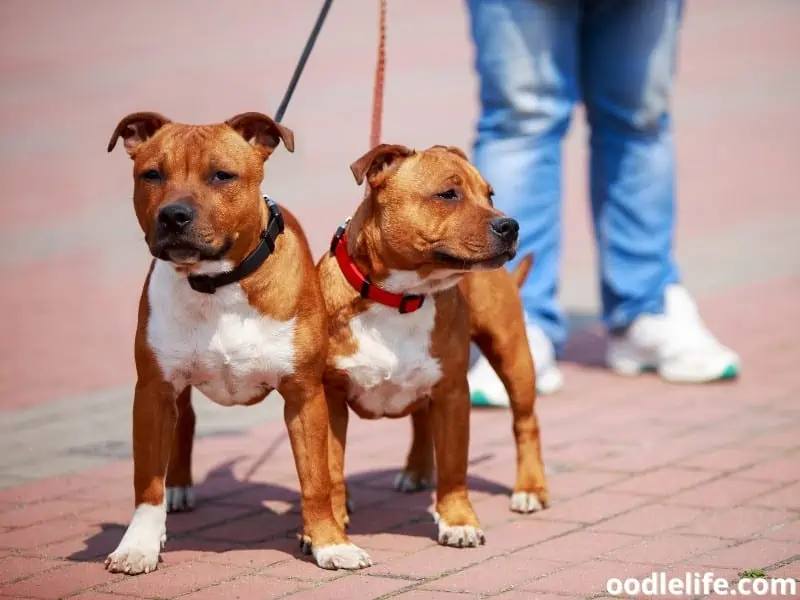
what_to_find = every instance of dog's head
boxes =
[108,112,294,268]
[349,143,518,293]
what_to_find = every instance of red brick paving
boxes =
[421,556,567,596]
[1,562,125,600]
[520,560,649,596]
[0,274,797,599]
[179,575,308,600]
[687,539,800,571]
[1,0,799,598]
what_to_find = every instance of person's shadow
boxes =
[69,438,512,565]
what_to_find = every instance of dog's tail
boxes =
[511,254,533,289]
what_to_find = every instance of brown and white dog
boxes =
[105,111,371,574]
[317,144,548,547]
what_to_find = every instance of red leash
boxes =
[330,0,427,314]
[369,0,388,151]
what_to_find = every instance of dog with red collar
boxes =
[317,143,549,546]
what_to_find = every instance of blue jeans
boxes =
[467,0,683,357]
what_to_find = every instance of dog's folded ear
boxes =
[107,112,172,156]
[350,144,414,188]
[225,112,295,160]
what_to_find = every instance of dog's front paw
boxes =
[105,541,162,575]
[312,543,373,570]
[105,504,166,575]
[436,515,485,548]
[510,490,546,514]
[394,470,432,493]
[166,486,195,513]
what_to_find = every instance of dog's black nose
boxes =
[490,217,519,243]
[158,203,195,233]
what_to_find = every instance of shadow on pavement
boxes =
[69,458,514,565]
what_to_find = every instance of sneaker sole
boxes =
[470,391,509,408]
[660,362,740,383]
[609,361,740,383]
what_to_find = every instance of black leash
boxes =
[274,0,335,124]
[187,2,333,294]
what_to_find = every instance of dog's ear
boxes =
[107,112,172,156]
[350,144,414,187]
[225,112,295,161]
[428,144,469,161]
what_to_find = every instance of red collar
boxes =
[330,221,425,314]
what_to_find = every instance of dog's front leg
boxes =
[473,329,549,513]
[430,376,485,548]
[281,377,372,570]
[106,375,178,574]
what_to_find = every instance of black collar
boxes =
[187,195,284,294]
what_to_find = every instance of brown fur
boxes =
[317,144,547,541]
[109,111,351,569]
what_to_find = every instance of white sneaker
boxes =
[606,284,740,383]
[469,322,564,407]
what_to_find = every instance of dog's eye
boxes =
[141,169,162,182]
[212,171,237,183]
[436,189,459,201]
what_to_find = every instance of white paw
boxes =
[106,542,162,575]
[510,491,544,513]
[105,503,166,575]
[312,543,373,570]
[394,470,431,493]
[436,517,485,548]
[166,486,195,513]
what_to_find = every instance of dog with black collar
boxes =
[104,111,372,574]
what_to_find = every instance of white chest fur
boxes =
[146,260,296,406]
[335,300,442,418]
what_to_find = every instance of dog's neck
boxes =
[232,194,271,264]
[345,198,390,282]
[344,196,464,297]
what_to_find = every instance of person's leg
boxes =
[466,0,580,399]
[581,0,682,328]
[581,0,739,382]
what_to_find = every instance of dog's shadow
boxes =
[69,454,511,565]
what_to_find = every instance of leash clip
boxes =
[330,217,352,254]
[264,195,285,234]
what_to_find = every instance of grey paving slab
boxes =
[0,387,282,488]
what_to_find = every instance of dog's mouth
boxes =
[151,237,233,266]
[432,245,517,271]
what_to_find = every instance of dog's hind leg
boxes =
[395,407,435,493]
[165,387,195,513]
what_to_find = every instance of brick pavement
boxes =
[1,0,799,598]
[0,278,798,599]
